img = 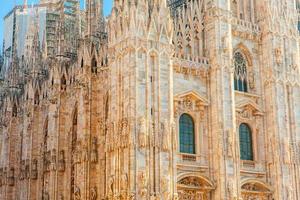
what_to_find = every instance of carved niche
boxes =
[161,120,171,152]
[7,167,15,186]
[138,117,147,149]
[44,150,51,172]
[58,150,66,172]
[74,185,81,200]
[90,137,98,164]
[31,159,38,180]
[139,171,148,198]
[90,186,97,200]
[50,149,57,171]
[106,122,115,152]
[19,160,26,180]
[119,118,130,149]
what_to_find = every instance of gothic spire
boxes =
[86,0,104,38]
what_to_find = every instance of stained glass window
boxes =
[234,52,248,92]
[179,114,195,154]
[239,123,253,160]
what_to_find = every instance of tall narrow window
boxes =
[239,123,253,160]
[234,52,248,92]
[179,114,195,154]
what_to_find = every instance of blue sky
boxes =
[0,0,113,53]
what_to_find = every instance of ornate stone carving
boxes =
[161,120,171,152]
[108,175,115,196]
[59,194,64,200]
[161,175,170,200]
[43,191,50,200]
[274,48,282,65]
[19,160,26,180]
[138,117,147,149]
[75,141,82,163]
[283,138,291,164]
[248,71,255,89]
[120,173,128,191]
[50,149,57,171]
[44,151,51,171]
[31,159,38,180]
[106,122,115,152]
[99,119,105,136]
[7,167,14,186]
[25,159,30,179]
[91,137,98,163]
[90,186,97,200]
[119,118,129,148]
[74,185,81,200]
[139,171,148,197]
[172,121,178,150]
[58,150,66,172]
[227,130,233,157]
[81,137,89,162]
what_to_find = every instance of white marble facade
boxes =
[0,0,300,200]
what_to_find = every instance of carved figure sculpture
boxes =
[7,167,14,186]
[74,185,81,200]
[120,173,128,191]
[284,138,291,164]
[139,171,147,197]
[172,121,178,150]
[31,159,38,179]
[108,175,114,195]
[162,120,170,152]
[50,149,57,171]
[58,150,66,172]
[43,191,50,200]
[138,117,147,149]
[19,160,26,180]
[90,186,97,200]
[91,137,98,163]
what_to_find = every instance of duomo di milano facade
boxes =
[0,0,300,199]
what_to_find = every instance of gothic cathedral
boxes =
[0,0,300,200]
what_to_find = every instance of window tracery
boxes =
[234,52,248,92]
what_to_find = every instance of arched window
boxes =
[179,114,195,154]
[234,52,248,92]
[239,123,253,160]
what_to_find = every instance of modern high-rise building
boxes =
[2,0,82,72]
